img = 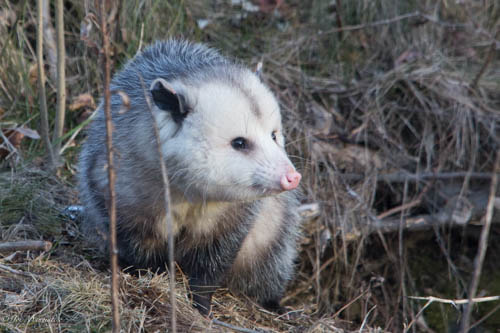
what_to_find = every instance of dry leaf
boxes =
[14,127,40,139]
[28,63,38,87]
[69,93,96,111]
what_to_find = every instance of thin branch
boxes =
[0,264,30,276]
[377,182,433,220]
[140,76,177,333]
[211,319,261,333]
[409,295,500,305]
[341,171,496,183]
[460,150,500,333]
[36,0,56,170]
[359,305,377,333]
[405,299,433,332]
[407,295,500,331]
[320,11,421,34]
[334,0,343,40]
[99,1,120,332]
[53,0,66,159]
[41,0,57,83]
[377,197,421,220]
[0,240,52,253]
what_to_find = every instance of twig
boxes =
[344,202,498,241]
[0,240,52,253]
[408,295,500,305]
[99,1,120,332]
[405,298,433,332]
[406,295,500,332]
[377,182,433,220]
[59,110,97,154]
[334,0,343,40]
[41,0,57,83]
[53,0,66,159]
[140,76,177,333]
[460,150,500,333]
[211,319,261,333]
[359,305,376,333]
[36,0,56,171]
[376,197,421,220]
[332,288,369,318]
[0,264,30,276]
[321,11,421,34]
[341,171,496,183]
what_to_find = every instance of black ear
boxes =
[150,79,188,124]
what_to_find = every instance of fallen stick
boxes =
[409,295,500,305]
[342,171,497,183]
[0,240,52,253]
[0,263,30,276]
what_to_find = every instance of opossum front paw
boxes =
[192,292,213,317]
[189,281,215,316]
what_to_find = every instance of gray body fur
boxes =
[78,39,301,313]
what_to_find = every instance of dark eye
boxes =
[231,137,248,150]
[271,131,277,141]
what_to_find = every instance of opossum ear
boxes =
[150,78,188,124]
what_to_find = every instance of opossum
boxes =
[78,39,302,315]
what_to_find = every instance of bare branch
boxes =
[334,0,343,40]
[99,1,120,331]
[0,264,30,276]
[36,0,56,170]
[407,295,500,332]
[52,0,66,159]
[321,11,421,35]
[41,0,57,83]
[341,171,497,183]
[0,240,52,253]
[409,295,500,305]
[212,319,261,333]
[140,76,177,333]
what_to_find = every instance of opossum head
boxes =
[150,68,301,202]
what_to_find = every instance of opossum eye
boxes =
[271,131,277,141]
[231,137,249,151]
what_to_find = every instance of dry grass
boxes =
[1,0,500,332]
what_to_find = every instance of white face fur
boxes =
[153,70,300,203]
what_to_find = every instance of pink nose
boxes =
[280,169,301,191]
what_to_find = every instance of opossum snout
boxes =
[280,167,301,191]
